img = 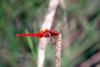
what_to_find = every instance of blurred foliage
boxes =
[0,0,100,67]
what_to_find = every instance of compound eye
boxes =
[51,30,59,36]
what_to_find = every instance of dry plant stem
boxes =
[55,34,62,67]
[37,0,59,67]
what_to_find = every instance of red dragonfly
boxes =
[16,29,59,38]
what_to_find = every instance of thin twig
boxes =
[55,34,62,67]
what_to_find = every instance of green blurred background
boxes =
[0,0,100,67]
